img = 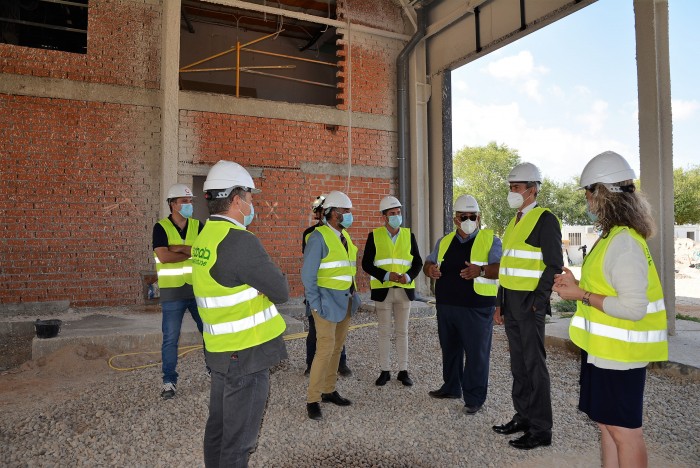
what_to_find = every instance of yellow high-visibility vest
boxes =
[191,220,285,352]
[437,230,498,296]
[315,225,357,291]
[369,227,415,290]
[154,218,200,289]
[499,208,559,291]
[569,226,668,362]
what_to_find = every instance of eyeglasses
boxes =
[584,184,598,193]
[459,214,478,222]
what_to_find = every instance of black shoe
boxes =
[493,419,530,435]
[397,370,413,387]
[304,366,310,376]
[508,433,551,450]
[321,391,352,406]
[338,364,352,377]
[375,371,391,386]
[428,389,460,399]
[462,404,481,415]
[306,402,322,420]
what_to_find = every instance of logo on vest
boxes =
[192,246,211,266]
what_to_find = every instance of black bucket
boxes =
[35,319,62,339]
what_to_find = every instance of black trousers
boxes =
[503,306,552,438]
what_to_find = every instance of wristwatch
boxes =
[582,292,592,306]
[479,266,485,277]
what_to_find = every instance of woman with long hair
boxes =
[553,151,668,467]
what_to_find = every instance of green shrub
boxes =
[553,299,577,313]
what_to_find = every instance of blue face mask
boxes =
[586,201,598,223]
[340,212,353,229]
[388,214,402,229]
[179,203,193,219]
[240,200,255,226]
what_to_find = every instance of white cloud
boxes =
[452,98,634,182]
[453,79,470,93]
[481,51,548,101]
[576,99,609,134]
[484,51,547,80]
[672,99,700,121]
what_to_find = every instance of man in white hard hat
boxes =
[492,162,563,450]
[152,183,206,400]
[361,195,423,387]
[422,195,501,415]
[191,160,289,467]
[302,190,361,420]
[302,195,351,377]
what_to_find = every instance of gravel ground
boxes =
[1,308,699,467]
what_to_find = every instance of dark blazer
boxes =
[497,208,563,318]
[362,228,423,302]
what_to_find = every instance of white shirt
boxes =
[588,230,650,370]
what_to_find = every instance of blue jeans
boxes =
[161,298,204,384]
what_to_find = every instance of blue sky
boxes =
[452,0,699,183]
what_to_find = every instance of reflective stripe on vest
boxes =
[192,220,285,352]
[499,208,555,291]
[370,227,415,290]
[154,218,199,289]
[568,225,668,363]
[437,230,498,297]
[315,225,357,291]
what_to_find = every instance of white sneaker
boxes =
[161,382,176,400]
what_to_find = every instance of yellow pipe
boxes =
[241,69,335,88]
[180,65,295,73]
[236,41,240,98]
[241,47,336,67]
[240,30,285,49]
[180,47,236,72]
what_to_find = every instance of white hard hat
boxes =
[203,160,260,198]
[508,162,542,183]
[312,195,326,212]
[379,196,401,212]
[167,184,194,200]
[454,194,480,213]
[323,190,352,210]
[579,151,636,190]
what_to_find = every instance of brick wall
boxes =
[335,1,405,114]
[180,110,398,297]
[0,0,161,88]
[0,95,161,306]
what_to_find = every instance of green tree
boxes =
[453,142,520,235]
[674,165,700,224]
[538,177,589,225]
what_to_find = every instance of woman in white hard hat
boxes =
[554,151,668,467]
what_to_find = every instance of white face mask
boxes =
[507,191,525,209]
[460,219,478,234]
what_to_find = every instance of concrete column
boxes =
[634,0,675,334]
[409,39,431,296]
[427,69,449,241]
[160,0,182,217]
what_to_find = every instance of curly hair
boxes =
[588,180,656,239]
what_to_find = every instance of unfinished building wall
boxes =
[0,0,162,308]
[0,0,407,308]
